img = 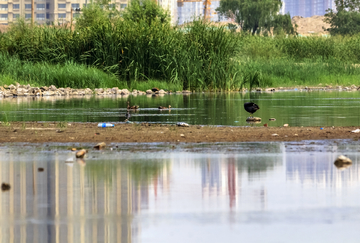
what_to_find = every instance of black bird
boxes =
[244,102,260,117]
[124,111,131,122]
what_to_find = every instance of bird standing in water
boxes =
[124,111,131,122]
[244,102,259,117]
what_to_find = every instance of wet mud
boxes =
[1,122,360,143]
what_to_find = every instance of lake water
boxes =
[1,90,360,126]
[0,140,360,242]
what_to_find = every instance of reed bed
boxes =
[0,54,120,88]
[0,0,360,90]
[0,0,241,91]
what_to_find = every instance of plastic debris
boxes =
[283,124,289,127]
[97,123,114,128]
[320,127,324,130]
[180,134,185,137]
[351,129,360,133]
[177,122,189,127]
[272,134,279,136]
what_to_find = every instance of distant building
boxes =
[176,0,227,25]
[282,0,335,17]
[0,0,130,26]
[0,0,227,26]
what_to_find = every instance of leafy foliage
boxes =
[216,0,295,35]
[325,0,360,35]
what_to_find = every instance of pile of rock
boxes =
[0,83,182,98]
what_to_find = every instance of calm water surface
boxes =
[1,91,360,126]
[1,141,360,242]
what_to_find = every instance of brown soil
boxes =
[1,122,360,144]
[292,15,330,36]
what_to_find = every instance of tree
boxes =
[216,0,295,35]
[325,0,360,35]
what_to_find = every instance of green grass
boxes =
[237,59,360,88]
[0,1,360,90]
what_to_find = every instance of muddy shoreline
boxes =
[1,122,359,144]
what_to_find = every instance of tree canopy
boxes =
[325,0,360,35]
[216,0,296,35]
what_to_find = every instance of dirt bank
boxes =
[0,122,359,144]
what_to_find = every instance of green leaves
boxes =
[325,0,360,35]
[216,0,295,35]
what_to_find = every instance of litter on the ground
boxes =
[351,129,360,133]
[177,122,189,127]
[97,123,114,128]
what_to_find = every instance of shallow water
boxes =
[0,140,360,242]
[1,91,360,126]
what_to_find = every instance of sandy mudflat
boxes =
[0,122,359,144]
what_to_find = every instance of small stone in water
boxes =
[1,183,10,191]
[38,168,44,172]
[76,149,87,158]
[94,142,106,149]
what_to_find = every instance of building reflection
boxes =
[201,143,285,210]
[0,151,170,243]
[286,152,360,187]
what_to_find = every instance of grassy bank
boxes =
[0,0,360,90]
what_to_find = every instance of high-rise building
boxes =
[282,0,335,17]
[0,0,228,26]
[0,0,130,26]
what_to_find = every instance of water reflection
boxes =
[0,141,360,242]
[2,91,360,126]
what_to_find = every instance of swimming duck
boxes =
[244,102,259,117]
[127,101,139,110]
[158,105,171,110]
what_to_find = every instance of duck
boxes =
[244,102,259,117]
[127,101,139,110]
[158,105,171,110]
